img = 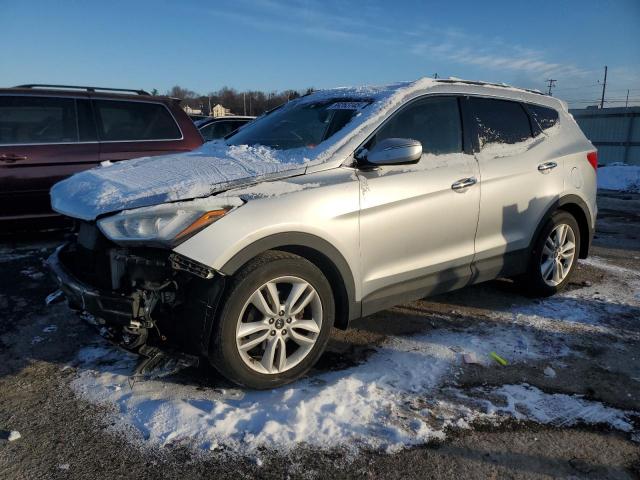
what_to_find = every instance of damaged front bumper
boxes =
[47,240,226,357]
[49,243,137,325]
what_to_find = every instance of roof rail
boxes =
[14,84,151,96]
[435,79,544,96]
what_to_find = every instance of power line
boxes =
[564,98,640,104]
[600,87,640,94]
[553,83,600,92]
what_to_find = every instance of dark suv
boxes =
[0,85,203,224]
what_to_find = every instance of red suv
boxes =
[0,85,203,225]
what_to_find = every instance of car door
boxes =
[468,96,564,281]
[0,95,99,219]
[357,96,480,314]
[92,99,187,162]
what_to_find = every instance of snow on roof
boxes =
[301,76,547,105]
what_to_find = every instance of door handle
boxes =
[537,161,557,172]
[451,177,477,191]
[0,154,28,163]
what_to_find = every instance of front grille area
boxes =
[64,221,172,292]
[69,222,115,290]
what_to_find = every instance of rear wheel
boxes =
[522,211,580,297]
[210,251,334,389]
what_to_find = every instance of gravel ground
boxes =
[0,190,639,479]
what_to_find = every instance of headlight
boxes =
[97,197,243,247]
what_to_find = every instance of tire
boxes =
[209,250,334,389]
[522,210,581,297]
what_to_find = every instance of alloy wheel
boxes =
[540,223,576,286]
[235,276,323,374]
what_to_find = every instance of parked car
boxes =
[0,84,203,224]
[195,116,255,142]
[48,78,597,389]
[188,114,209,122]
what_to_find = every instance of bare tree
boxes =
[166,85,196,100]
[167,85,309,116]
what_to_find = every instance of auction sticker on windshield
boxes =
[327,101,370,110]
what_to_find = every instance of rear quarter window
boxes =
[94,100,182,141]
[527,104,559,133]
[469,97,532,146]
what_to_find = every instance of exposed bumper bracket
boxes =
[47,244,136,325]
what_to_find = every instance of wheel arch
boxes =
[557,199,591,259]
[531,195,594,259]
[219,232,360,329]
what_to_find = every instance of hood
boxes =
[50,142,310,221]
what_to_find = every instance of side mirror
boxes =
[364,138,422,166]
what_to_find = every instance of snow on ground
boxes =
[598,165,640,192]
[69,257,639,459]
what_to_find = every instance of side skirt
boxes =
[361,265,471,317]
[359,249,529,318]
[469,249,529,286]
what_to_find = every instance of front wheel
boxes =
[522,211,581,297]
[209,251,334,389]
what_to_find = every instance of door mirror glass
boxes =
[364,138,422,166]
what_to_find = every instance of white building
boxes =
[183,105,203,116]
[211,104,231,117]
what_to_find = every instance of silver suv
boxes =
[48,78,597,389]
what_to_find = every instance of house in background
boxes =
[183,105,203,116]
[211,104,231,117]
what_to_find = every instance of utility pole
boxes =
[625,89,630,108]
[243,92,246,116]
[545,79,556,96]
[599,65,608,109]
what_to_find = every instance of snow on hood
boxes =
[50,143,310,221]
[51,78,441,221]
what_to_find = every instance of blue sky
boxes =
[2,0,639,107]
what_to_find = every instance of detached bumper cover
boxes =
[47,243,135,325]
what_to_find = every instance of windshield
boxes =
[226,99,370,150]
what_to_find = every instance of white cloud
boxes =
[409,29,589,82]
[201,0,621,96]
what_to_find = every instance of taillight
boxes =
[587,151,598,171]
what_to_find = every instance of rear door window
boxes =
[371,96,462,155]
[526,104,559,133]
[93,100,181,141]
[0,96,77,145]
[468,97,532,147]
